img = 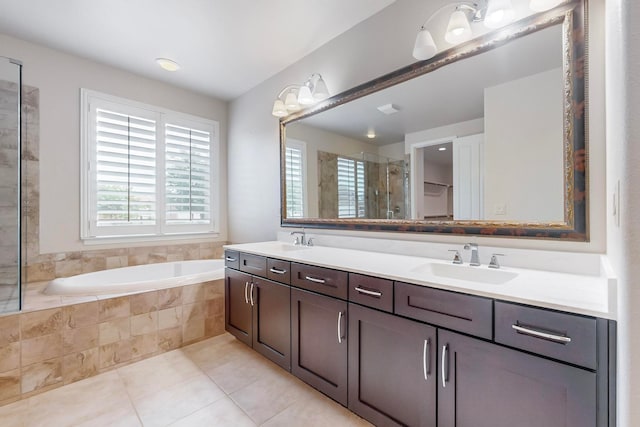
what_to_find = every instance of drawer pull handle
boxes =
[249,282,255,307]
[441,344,448,388]
[225,256,237,262]
[354,286,382,297]
[512,324,572,343]
[269,267,287,275]
[337,311,344,344]
[423,339,430,381]
[244,282,249,304]
[305,275,326,284]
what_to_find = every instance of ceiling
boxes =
[0,0,395,100]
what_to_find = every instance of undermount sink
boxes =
[412,262,518,285]
[262,242,311,252]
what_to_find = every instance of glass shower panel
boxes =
[0,57,22,314]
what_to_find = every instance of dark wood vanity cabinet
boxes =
[438,329,597,427]
[291,287,348,406]
[348,303,436,427]
[225,254,291,370]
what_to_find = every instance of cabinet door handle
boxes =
[305,275,326,284]
[337,311,344,344]
[354,286,382,297]
[225,256,237,262]
[249,282,255,307]
[269,267,287,275]
[512,324,572,343]
[441,344,448,388]
[244,281,249,304]
[423,338,430,381]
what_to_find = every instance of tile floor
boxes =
[0,333,371,427]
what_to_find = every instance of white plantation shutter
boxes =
[285,145,304,218]
[165,123,212,225]
[337,156,366,218]
[95,108,156,226]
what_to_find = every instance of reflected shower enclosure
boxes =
[0,57,22,313]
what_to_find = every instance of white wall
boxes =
[378,141,405,160]
[0,33,228,253]
[483,68,564,222]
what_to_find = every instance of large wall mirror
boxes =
[280,0,587,240]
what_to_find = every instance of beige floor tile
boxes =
[25,370,133,427]
[168,397,256,427]
[181,334,253,371]
[203,348,281,394]
[116,351,203,399]
[0,399,28,427]
[132,374,226,427]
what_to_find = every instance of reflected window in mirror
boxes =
[284,139,307,218]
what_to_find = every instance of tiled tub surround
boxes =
[0,279,225,407]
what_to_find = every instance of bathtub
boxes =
[44,259,225,296]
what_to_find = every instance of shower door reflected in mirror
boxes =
[0,57,22,313]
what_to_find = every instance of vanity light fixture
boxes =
[271,74,330,118]
[413,0,516,61]
[155,57,180,72]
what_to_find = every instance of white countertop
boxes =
[224,241,617,320]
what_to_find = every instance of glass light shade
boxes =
[413,28,437,60]
[284,91,301,111]
[272,99,288,117]
[297,84,315,105]
[484,0,515,29]
[312,76,330,100]
[445,10,472,44]
[529,0,564,11]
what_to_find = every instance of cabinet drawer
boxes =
[267,258,291,285]
[348,273,393,313]
[224,250,239,270]
[495,301,597,369]
[291,263,348,299]
[394,282,493,340]
[239,253,267,277]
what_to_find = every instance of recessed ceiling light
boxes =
[438,147,447,151]
[156,58,180,72]
[367,131,376,139]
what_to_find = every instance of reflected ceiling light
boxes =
[367,130,376,139]
[438,147,447,151]
[271,73,330,118]
[413,0,517,61]
[155,58,180,72]
[529,0,564,11]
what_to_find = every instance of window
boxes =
[81,89,219,241]
[337,156,365,218]
[284,139,307,218]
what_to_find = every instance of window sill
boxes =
[81,232,222,246]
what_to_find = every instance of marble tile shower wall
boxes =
[0,279,225,406]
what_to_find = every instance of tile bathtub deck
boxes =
[0,333,371,427]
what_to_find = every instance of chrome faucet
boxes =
[291,229,306,246]
[464,243,480,266]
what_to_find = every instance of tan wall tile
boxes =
[158,327,182,352]
[166,253,184,262]
[205,297,224,319]
[105,255,128,270]
[54,259,82,278]
[0,342,20,373]
[158,287,182,309]
[130,312,157,337]
[99,340,132,370]
[182,302,205,344]
[0,315,20,346]
[62,302,98,329]
[131,332,157,359]
[204,315,225,338]
[158,306,182,330]
[99,318,130,346]
[183,284,205,304]
[148,252,168,264]
[204,280,224,300]
[199,247,215,259]
[21,359,62,394]
[21,332,62,366]
[63,348,98,384]
[128,253,148,266]
[81,255,106,274]
[98,296,130,322]
[0,369,20,401]
[130,291,158,315]
[21,308,63,339]
[24,262,55,283]
[63,324,98,354]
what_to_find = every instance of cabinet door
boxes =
[252,277,291,370]
[291,288,348,406]
[225,269,252,346]
[438,330,597,427]
[349,304,436,427]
